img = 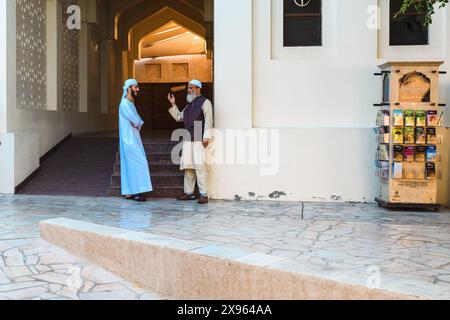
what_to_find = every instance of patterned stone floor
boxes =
[0,195,167,300]
[1,195,450,299]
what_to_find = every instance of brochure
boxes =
[427,110,438,127]
[415,146,426,162]
[404,127,415,144]
[383,111,390,126]
[404,146,415,162]
[394,145,404,162]
[427,128,437,144]
[426,163,436,180]
[393,110,404,126]
[415,127,426,144]
[378,144,389,161]
[393,127,404,144]
[416,110,427,127]
[393,162,403,179]
[426,146,437,162]
[404,110,415,126]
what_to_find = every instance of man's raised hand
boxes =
[167,93,176,106]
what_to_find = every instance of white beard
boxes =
[186,93,197,103]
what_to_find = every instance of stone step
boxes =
[142,141,179,153]
[114,162,179,174]
[116,152,174,163]
[107,186,184,198]
[110,172,184,188]
[142,140,179,145]
[111,141,183,199]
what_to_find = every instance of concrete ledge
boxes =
[39,218,420,300]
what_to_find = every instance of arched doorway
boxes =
[115,3,214,137]
[133,21,213,134]
[105,0,215,197]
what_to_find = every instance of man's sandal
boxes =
[125,194,146,202]
[133,194,146,202]
[198,196,209,204]
[177,194,197,201]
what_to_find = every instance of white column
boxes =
[0,0,16,132]
[0,0,7,133]
[0,0,16,194]
[214,0,253,128]
[47,0,62,111]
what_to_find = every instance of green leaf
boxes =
[396,0,447,25]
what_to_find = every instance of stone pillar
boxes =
[214,0,253,128]
[121,50,128,82]
[121,50,135,80]
[79,21,89,113]
[77,0,96,113]
[100,39,116,114]
[127,53,135,80]
[47,0,62,111]
[79,0,100,113]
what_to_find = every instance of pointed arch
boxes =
[128,7,206,61]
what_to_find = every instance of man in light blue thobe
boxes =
[119,79,152,202]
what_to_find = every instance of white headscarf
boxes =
[122,79,138,100]
[189,79,202,89]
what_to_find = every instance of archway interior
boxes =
[132,21,213,135]
[140,21,207,58]
[91,0,215,139]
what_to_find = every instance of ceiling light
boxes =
[147,32,191,46]
[153,26,182,36]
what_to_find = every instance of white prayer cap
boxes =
[122,79,138,100]
[189,79,202,89]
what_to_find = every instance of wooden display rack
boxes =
[374,61,445,210]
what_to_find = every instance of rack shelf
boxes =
[374,61,445,210]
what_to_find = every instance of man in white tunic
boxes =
[119,79,153,202]
[167,80,213,204]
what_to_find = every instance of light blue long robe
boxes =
[119,98,152,195]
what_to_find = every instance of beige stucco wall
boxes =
[135,54,212,83]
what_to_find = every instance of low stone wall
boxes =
[39,218,420,300]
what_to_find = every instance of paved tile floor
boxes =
[1,195,450,299]
[0,195,167,300]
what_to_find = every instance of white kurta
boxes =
[119,98,153,195]
[169,99,213,171]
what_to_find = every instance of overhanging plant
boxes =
[396,0,448,25]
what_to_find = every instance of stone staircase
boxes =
[107,140,184,198]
